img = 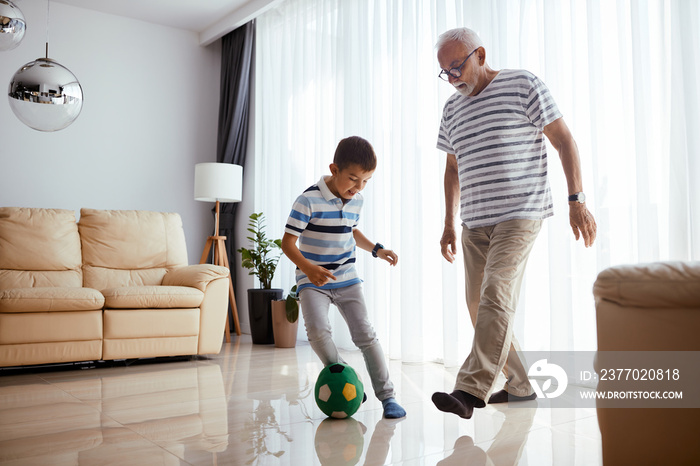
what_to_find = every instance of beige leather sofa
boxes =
[0,207,230,368]
[593,261,700,465]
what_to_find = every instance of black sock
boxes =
[488,389,537,404]
[431,390,483,419]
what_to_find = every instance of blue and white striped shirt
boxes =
[437,69,562,228]
[285,176,362,292]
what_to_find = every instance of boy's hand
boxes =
[305,265,337,287]
[378,248,398,266]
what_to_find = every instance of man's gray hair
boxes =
[435,27,484,52]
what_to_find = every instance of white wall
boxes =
[0,2,221,265]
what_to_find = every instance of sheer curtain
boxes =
[254,0,700,366]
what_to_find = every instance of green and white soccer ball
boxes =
[314,363,364,419]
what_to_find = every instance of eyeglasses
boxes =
[438,48,479,82]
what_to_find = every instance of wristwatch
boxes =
[568,192,586,203]
[372,243,384,258]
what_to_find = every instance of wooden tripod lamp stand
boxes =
[194,162,243,343]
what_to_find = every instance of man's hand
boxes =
[569,203,597,247]
[440,226,458,263]
[377,248,398,266]
[304,265,337,287]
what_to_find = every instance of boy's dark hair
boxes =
[333,136,377,172]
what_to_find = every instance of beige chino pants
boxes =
[455,219,542,400]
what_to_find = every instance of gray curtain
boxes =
[216,20,255,331]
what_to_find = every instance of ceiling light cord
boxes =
[45,0,49,58]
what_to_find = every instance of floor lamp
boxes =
[194,162,243,342]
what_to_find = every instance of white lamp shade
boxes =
[194,163,243,203]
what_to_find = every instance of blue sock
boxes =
[382,397,406,419]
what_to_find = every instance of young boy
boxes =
[281,136,406,419]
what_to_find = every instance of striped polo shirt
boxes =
[284,176,362,292]
[436,69,562,229]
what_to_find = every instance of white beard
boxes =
[454,81,475,97]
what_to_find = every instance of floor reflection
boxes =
[486,404,536,464]
[235,341,547,465]
[315,418,367,465]
[438,436,489,465]
[364,418,402,466]
[241,398,303,462]
[0,382,103,463]
[0,361,228,463]
[439,404,536,465]
[0,337,603,465]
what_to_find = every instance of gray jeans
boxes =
[299,284,395,401]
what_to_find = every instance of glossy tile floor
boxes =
[0,336,603,465]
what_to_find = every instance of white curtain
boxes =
[255,0,700,366]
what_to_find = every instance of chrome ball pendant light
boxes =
[0,0,26,51]
[7,1,83,132]
[8,54,83,131]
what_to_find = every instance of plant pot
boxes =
[247,288,283,344]
[271,300,299,348]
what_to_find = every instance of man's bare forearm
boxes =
[445,153,460,228]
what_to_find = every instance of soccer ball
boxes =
[314,417,366,465]
[315,363,364,419]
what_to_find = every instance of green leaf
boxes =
[285,295,299,323]
[285,285,299,322]
[237,212,283,289]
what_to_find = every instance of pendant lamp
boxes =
[0,0,26,51]
[7,1,83,132]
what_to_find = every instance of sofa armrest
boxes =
[161,265,229,292]
[594,261,700,466]
[164,264,230,355]
[593,261,700,308]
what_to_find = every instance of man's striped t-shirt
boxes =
[284,176,362,292]
[436,69,562,229]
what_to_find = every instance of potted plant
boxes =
[271,285,300,348]
[238,212,283,344]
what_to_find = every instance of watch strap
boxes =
[372,243,384,258]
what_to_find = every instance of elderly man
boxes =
[431,27,597,419]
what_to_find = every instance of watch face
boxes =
[569,192,586,203]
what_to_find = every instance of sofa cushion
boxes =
[82,267,171,291]
[78,209,188,289]
[0,208,82,289]
[0,269,84,289]
[0,287,105,313]
[102,286,204,309]
[0,310,103,344]
[593,261,700,308]
[104,309,199,339]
